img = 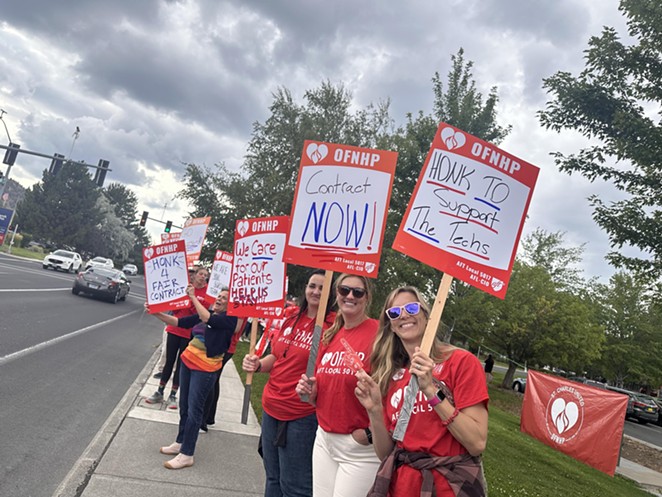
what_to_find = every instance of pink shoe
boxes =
[159,442,181,455]
[164,453,194,469]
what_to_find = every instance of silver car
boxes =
[42,250,83,273]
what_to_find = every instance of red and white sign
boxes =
[521,371,628,476]
[160,232,182,243]
[181,216,211,266]
[228,216,289,318]
[206,250,233,300]
[284,140,397,277]
[143,240,190,313]
[393,122,539,298]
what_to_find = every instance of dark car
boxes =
[72,267,130,303]
[654,398,662,427]
[606,386,659,424]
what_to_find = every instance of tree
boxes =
[16,163,102,252]
[179,81,393,292]
[87,195,135,261]
[104,183,150,264]
[594,271,662,388]
[539,0,662,280]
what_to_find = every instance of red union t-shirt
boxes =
[314,318,379,433]
[262,311,335,421]
[383,348,488,497]
[165,286,212,339]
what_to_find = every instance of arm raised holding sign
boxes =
[355,286,488,497]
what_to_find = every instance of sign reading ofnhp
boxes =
[284,141,397,277]
[228,216,288,318]
[181,216,211,266]
[206,250,233,300]
[393,123,539,298]
[161,232,182,243]
[143,240,190,313]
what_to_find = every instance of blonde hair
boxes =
[370,286,453,396]
[322,273,373,345]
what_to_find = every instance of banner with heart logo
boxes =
[284,140,398,277]
[206,250,233,300]
[228,216,289,318]
[393,121,540,299]
[143,239,190,313]
[521,370,629,475]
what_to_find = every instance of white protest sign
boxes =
[143,240,190,312]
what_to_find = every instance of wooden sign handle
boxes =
[420,273,454,354]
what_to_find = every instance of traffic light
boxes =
[139,211,149,227]
[49,153,65,175]
[3,143,20,166]
[164,221,172,233]
[93,159,110,187]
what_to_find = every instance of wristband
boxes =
[364,427,373,444]
[427,389,445,408]
[441,407,460,427]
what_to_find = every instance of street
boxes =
[0,253,163,497]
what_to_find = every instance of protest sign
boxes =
[206,250,233,300]
[181,216,211,266]
[284,140,397,277]
[143,240,190,313]
[161,232,181,243]
[228,216,288,318]
[0,208,14,245]
[393,122,539,299]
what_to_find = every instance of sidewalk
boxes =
[52,349,662,497]
[53,352,265,497]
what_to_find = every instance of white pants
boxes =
[312,427,381,497]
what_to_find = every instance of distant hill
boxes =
[1,179,26,211]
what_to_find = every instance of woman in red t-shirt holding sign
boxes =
[354,286,489,497]
[296,273,381,497]
[243,269,336,497]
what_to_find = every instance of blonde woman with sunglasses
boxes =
[296,273,381,497]
[354,286,488,497]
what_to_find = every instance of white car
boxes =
[85,257,115,271]
[122,263,138,276]
[43,250,83,273]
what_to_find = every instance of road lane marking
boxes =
[0,310,142,367]
[0,288,72,292]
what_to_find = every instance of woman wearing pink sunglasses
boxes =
[354,286,488,497]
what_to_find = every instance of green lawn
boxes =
[231,344,649,496]
[0,244,45,260]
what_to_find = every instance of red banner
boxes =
[521,371,628,475]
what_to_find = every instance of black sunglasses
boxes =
[385,302,422,320]
[338,285,367,299]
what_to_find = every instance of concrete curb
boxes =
[51,349,160,497]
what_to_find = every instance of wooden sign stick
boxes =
[241,318,260,424]
[301,269,334,402]
[392,272,453,441]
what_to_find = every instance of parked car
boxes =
[42,250,83,273]
[512,377,527,393]
[653,398,662,427]
[606,386,659,424]
[85,257,114,271]
[72,267,130,303]
[567,377,608,390]
[122,263,138,276]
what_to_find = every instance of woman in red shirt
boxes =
[296,273,381,497]
[243,269,335,497]
[354,286,488,497]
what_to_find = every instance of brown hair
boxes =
[370,286,453,396]
[321,273,373,345]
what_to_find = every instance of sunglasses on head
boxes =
[337,285,367,299]
[385,302,422,320]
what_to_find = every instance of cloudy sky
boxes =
[0,0,634,280]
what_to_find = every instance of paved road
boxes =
[0,254,162,497]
